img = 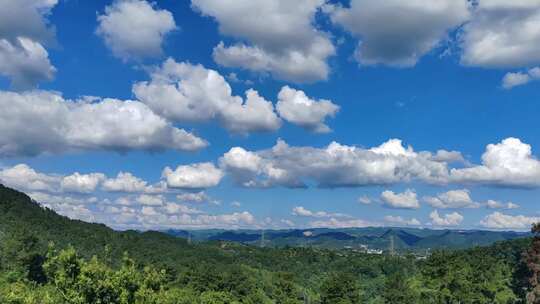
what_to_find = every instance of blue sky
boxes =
[1,0,540,231]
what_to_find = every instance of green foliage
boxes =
[524,224,540,304]
[382,271,418,304]
[0,184,534,303]
[320,272,361,304]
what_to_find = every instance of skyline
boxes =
[1,0,540,231]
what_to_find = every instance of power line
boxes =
[389,235,395,256]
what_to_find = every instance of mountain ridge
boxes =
[166,226,529,251]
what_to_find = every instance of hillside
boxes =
[0,184,535,303]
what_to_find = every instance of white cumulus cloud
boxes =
[380,189,420,209]
[384,215,421,226]
[328,0,470,67]
[102,172,164,193]
[133,58,281,134]
[292,206,349,218]
[276,86,339,133]
[161,162,223,189]
[0,90,206,157]
[0,37,55,89]
[192,0,335,83]
[0,164,59,192]
[61,172,106,193]
[429,210,463,226]
[358,195,372,204]
[450,138,540,188]
[424,189,480,209]
[461,1,540,68]
[501,67,540,89]
[176,192,212,204]
[309,217,375,228]
[0,0,57,88]
[480,212,540,230]
[220,139,452,188]
[96,0,176,61]
[485,200,519,210]
[135,194,165,206]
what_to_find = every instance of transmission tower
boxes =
[260,230,265,248]
[389,235,395,256]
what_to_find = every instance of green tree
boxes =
[320,272,361,304]
[270,272,303,304]
[525,223,540,303]
[382,272,417,304]
[1,229,46,283]
[199,291,239,304]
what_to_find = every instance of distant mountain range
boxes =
[165,227,530,252]
[0,182,528,254]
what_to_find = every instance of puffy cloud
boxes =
[141,206,159,216]
[450,138,540,187]
[501,67,540,89]
[192,0,335,83]
[0,164,265,229]
[292,206,316,217]
[507,202,520,209]
[176,192,212,204]
[61,172,106,193]
[29,191,89,206]
[380,189,420,209]
[0,163,170,196]
[0,0,57,88]
[485,200,519,210]
[96,0,176,61]
[161,162,223,189]
[292,206,349,218]
[480,212,540,230]
[328,0,470,67]
[0,0,57,43]
[163,202,202,215]
[461,1,540,68]
[429,210,463,226]
[194,211,255,227]
[219,89,282,134]
[0,37,55,89]
[133,59,281,134]
[29,192,96,222]
[135,194,164,206]
[46,202,94,222]
[115,197,132,206]
[384,215,421,226]
[230,201,241,207]
[281,219,295,227]
[220,139,451,188]
[430,150,466,163]
[139,209,256,229]
[0,90,206,157]
[276,86,339,133]
[219,145,298,188]
[309,217,375,228]
[424,189,480,209]
[102,172,162,193]
[0,164,59,192]
[357,196,372,204]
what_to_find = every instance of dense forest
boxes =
[1,184,539,303]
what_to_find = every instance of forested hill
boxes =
[0,184,537,303]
